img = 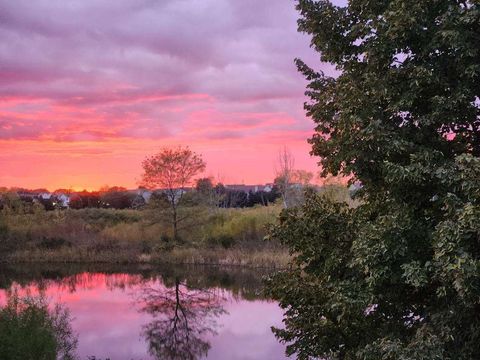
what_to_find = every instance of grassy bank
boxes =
[0,205,289,268]
[5,247,290,268]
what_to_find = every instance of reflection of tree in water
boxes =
[0,264,267,359]
[139,278,226,360]
[0,264,274,360]
[0,263,268,301]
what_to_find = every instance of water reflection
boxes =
[140,278,225,359]
[0,264,286,360]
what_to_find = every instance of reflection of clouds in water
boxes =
[221,301,282,335]
[0,266,288,359]
[207,301,286,360]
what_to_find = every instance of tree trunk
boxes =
[172,205,178,241]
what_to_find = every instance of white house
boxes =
[137,189,152,203]
[263,184,274,192]
[55,194,70,207]
[40,192,52,200]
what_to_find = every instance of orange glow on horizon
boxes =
[0,136,320,191]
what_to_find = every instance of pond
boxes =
[0,264,287,360]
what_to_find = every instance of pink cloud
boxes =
[0,0,344,189]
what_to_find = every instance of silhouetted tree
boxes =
[274,147,295,208]
[141,147,206,241]
[68,192,101,209]
[100,190,135,209]
[214,183,227,208]
[195,178,214,195]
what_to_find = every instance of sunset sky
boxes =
[0,0,343,191]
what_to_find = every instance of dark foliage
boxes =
[0,294,77,360]
[267,0,480,359]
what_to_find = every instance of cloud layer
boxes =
[0,0,338,189]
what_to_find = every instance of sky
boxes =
[0,0,342,191]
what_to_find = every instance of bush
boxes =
[0,220,8,240]
[140,239,152,254]
[38,237,71,250]
[206,234,236,249]
[0,293,77,360]
[67,208,141,230]
[160,234,171,244]
[88,238,119,253]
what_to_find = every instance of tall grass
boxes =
[0,186,360,266]
[1,205,288,267]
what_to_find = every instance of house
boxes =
[263,184,274,193]
[224,184,269,193]
[137,189,152,203]
[39,192,52,200]
[55,193,70,207]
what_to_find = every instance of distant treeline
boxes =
[0,180,282,211]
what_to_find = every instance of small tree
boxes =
[141,146,206,241]
[275,147,314,208]
[274,147,295,208]
[196,177,233,211]
[195,178,215,206]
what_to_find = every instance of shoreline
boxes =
[0,247,290,269]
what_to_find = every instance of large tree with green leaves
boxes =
[267,1,480,359]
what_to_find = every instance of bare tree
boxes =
[274,148,316,208]
[274,146,295,208]
[141,146,206,241]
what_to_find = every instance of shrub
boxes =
[38,237,71,250]
[0,220,8,239]
[206,234,236,249]
[0,293,77,360]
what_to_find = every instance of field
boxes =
[0,204,288,267]
[0,185,354,268]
